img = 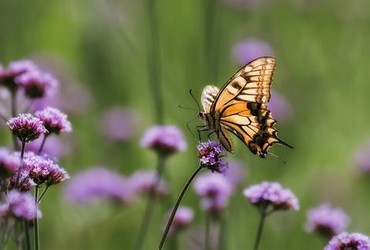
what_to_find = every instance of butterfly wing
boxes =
[211,57,292,157]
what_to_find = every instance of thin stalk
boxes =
[146,0,163,124]
[134,155,166,250]
[10,89,18,150]
[218,214,226,250]
[23,221,31,250]
[34,185,40,250]
[205,213,210,250]
[37,134,48,155]
[157,165,203,250]
[37,185,50,203]
[15,142,25,188]
[253,206,268,250]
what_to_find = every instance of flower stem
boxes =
[157,165,203,250]
[253,206,268,250]
[218,214,226,250]
[37,134,48,155]
[134,155,166,250]
[205,213,210,250]
[34,185,40,250]
[10,89,19,150]
[15,141,26,188]
[37,185,50,203]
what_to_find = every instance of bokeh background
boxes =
[1,0,370,249]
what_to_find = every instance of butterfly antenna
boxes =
[178,104,198,112]
[189,89,201,112]
[185,117,198,140]
[268,151,286,164]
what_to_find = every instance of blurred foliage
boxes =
[1,0,370,249]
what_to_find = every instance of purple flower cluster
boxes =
[232,38,274,66]
[35,107,72,134]
[325,232,370,250]
[243,181,299,211]
[305,203,349,238]
[165,206,194,235]
[193,172,234,214]
[2,167,35,192]
[0,60,37,91]
[129,170,168,198]
[197,140,228,174]
[0,148,20,177]
[63,167,134,204]
[3,190,42,221]
[140,125,187,156]
[7,113,47,143]
[16,70,58,99]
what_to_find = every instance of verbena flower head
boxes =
[197,140,228,174]
[6,189,42,221]
[140,125,187,156]
[325,232,370,250]
[0,60,38,90]
[193,172,234,213]
[165,206,194,235]
[7,113,47,143]
[23,154,69,186]
[0,148,20,178]
[64,167,134,204]
[224,160,247,187]
[268,90,294,123]
[305,203,350,238]
[100,106,137,142]
[15,70,58,99]
[243,181,299,212]
[35,107,72,134]
[129,170,168,198]
[2,168,35,192]
[232,38,274,66]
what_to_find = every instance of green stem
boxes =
[134,155,166,250]
[205,213,210,250]
[37,185,50,203]
[157,165,203,250]
[23,221,31,250]
[146,0,163,124]
[10,89,19,150]
[34,185,40,250]
[15,142,26,188]
[218,214,226,250]
[37,134,48,155]
[253,206,268,250]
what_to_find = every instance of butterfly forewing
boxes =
[202,56,292,157]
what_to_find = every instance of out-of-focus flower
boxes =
[35,107,72,134]
[129,170,168,198]
[23,154,69,186]
[0,148,20,178]
[324,232,370,250]
[140,125,187,156]
[15,70,58,99]
[64,167,133,205]
[232,38,274,66]
[7,113,47,143]
[269,90,294,123]
[198,141,228,174]
[6,190,42,221]
[165,206,194,235]
[0,60,38,91]
[305,203,349,238]
[0,203,9,222]
[224,160,247,187]
[193,172,234,213]
[243,181,299,211]
[25,136,71,158]
[100,106,138,142]
[353,139,370,175]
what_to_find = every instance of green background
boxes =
[1,0,370,249]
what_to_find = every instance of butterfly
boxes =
[199,56,292,158]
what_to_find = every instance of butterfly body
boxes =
[199,57,292,158]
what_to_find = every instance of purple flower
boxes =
[0,148,20,177]
[2,168,35,192]
[305,203,350,238]
[243,181,299,211]
[129,170,168,198]
[353,139,370,174]
[6,190,42,221]
[23,154,69,186]
[197,141,228,174]
[0,60,38,90]
[63,167,134,204]
[100,106,138,142]
[232,38,274,66]
[15,70,58,99]
[0,203,9,222]
[224,160,247,187]
[7,113,47,143]
[165,206,194,235]
[268,90,294,123]
[140,125,187,156]
[35,107,72,134]
[25,136,70,158]
[193,172,234,213]
[325,232,370,250]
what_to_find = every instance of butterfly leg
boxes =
[196,125,209,141]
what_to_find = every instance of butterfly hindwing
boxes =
[202,56,292,157]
